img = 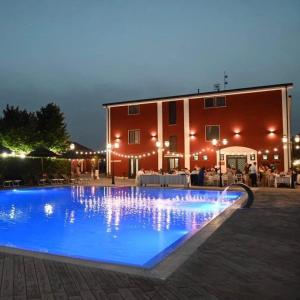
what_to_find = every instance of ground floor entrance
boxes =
[168,157,179,171]
[226,155,247,172]
[128,158,139,178]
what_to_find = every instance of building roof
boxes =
[102,82,293,107]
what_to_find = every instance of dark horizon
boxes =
[1,0,299,150]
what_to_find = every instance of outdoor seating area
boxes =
[2,179,22,188]
[135,166,298,188]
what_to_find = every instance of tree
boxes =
[36,103,69,153]
[0,105,37,152]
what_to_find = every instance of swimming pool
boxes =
[0,186,242,268]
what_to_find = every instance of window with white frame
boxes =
[205,125,220,141]
[128,129,140,144]
[128,105,140,115]
[204,96,226,108]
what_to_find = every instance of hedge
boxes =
[0,157,70,184]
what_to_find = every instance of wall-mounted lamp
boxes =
[164,141,170,147]
[233,128,241,137]
[151,132,157,140]
[189,131,196,139]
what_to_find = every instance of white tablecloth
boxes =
[274,176,291,188]
[139,174,189,186]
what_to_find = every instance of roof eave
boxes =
[102,82,293,107]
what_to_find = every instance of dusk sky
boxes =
[0,0,299,149]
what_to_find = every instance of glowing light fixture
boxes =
[282,135,288,143]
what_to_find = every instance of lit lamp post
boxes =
[107,141,120,184]
[212,138,228,187]
[282,134,300,168]
[69,143,75,176]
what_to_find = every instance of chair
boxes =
[12,180,22,187]
[235,174,243,183]
[3,180,13,188]
[222,175,229,186]
[39,178,47,185]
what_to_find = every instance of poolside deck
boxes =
[0,186,299,299]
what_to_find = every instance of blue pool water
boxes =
[0,186,242,268]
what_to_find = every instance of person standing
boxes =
[198,167,205,186]
[249,162,258,187]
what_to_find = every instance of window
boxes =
[128,129,140,144]
[204,96,226,108]
[204,98,214,108]
[216,96,226,107]
[274,154,279,160]
[203,155,208,161]
[169,135,177,152]
[168,101,177,125]
[128,105,140,115]
[205,125,220,141]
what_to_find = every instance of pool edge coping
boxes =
[0,191,247,280]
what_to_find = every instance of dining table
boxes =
[274,175,291,188]
[138,173,190,187]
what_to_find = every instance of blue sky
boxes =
[0,0,299,149]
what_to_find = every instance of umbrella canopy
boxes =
[28,147,58,158]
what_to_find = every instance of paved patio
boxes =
[0,185,299,299]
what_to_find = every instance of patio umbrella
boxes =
[28,147,58,173]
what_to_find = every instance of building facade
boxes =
[103,83,293,177]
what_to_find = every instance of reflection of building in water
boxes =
[70,186,231,232]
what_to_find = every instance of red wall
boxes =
[110,103,158,176]
[109,89,285,176]
[189,90,284,170]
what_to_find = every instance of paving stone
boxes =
[0,188,299,299]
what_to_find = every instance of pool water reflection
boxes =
[0,186,242,268]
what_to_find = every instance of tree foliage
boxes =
[0,105,37,152]
[0,103,69,153]
[36,103,69,153]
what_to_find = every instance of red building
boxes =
[103,83,293,177]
